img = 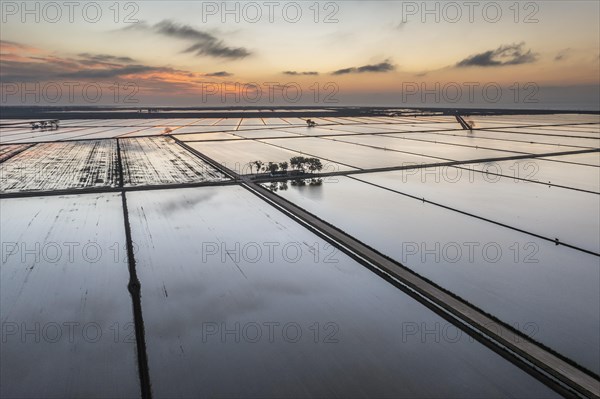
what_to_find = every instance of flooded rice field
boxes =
[1,113,598,397]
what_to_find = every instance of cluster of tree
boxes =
[30,120,59,130]
[289,157,323,185]
[249,161,289,175]
[249,157,323,175]
[289,156,323,173]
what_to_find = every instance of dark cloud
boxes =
[205,71,233,77]
[283,71,319,76]
[182,41,249,59]
[78,53,136,64]
[1,53,82,82]
[332,61,395,75]
[125,20,251,59]
[0,40,257,101]
[456,42,538,67]
[0,41,195,84]
[154,20,215,41]
[59,65,174,79]
[357,63,395,73]
[395,21,408,30]
[555,48,571,61]
[0,60,57,82]
[0,40,32,50]
[331,67,355,75]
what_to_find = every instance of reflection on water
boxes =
[275,176,600,374]
[125,186,558,398]
[155,189,217,216]
[265,178,324,197]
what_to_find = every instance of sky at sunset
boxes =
[1,1,599,108]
